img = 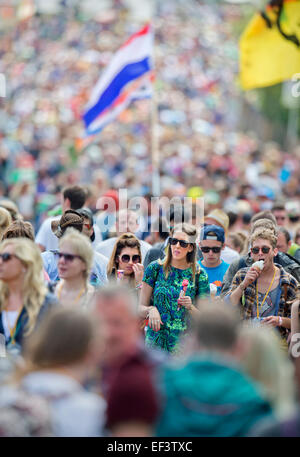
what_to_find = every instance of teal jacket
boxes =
[156,354,273,437]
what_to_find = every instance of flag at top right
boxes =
[239,0,300,90]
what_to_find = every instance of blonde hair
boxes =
[0,208,12,239]
[162,223,199,280]
[59,228,94,282]
[0,238,48,336]
[250,228,277,249]
[107,233,142,282]
[239,325,296,419]
[251,218,277,236]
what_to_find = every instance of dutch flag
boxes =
[82,24,154,137]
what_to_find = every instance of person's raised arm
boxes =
[229,267,260,306]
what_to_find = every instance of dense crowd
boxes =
[0,0,299,230]
[0,184,298,437]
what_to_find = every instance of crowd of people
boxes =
[0,0,299,231]
[0,184,298,437]
[0,0,300,439]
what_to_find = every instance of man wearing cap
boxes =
[77,207,102,247]
[198,225,230,296]
[203,209,240,265]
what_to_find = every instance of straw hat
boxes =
[204,209,229,232]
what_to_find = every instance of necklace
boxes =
[256,267,276,319]
[57,281,86,306]
[4,307,23,344]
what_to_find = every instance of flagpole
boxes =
[151,46,160,197]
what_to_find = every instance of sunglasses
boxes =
[169,238,190,249]
[0,253,19,262]
[58,252,83,262]
[200,246,222,253]
[251,246,271,254]
[119,254,141,264]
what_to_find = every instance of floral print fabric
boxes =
[143,261,209,354]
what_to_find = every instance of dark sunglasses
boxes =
[251,246,271,254]
[58,252,83,262]
[0,253,19,262]
[169,238,190,249]
[119,254,141,264]
[200,246,222,253]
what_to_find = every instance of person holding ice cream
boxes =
[228,228,299,347]
[138,223,209,354]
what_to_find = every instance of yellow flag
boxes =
[239,0,300,90]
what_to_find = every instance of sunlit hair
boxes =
[13,308,99,382]
[162,223,199,280]
[59,228,94,282]
[250,218,278,236]
[191,300,240,351]
[250,228,277,249]
[239,325,296,419]
[0,208,12,239]
[0,238,48,336]
[2,220,34,241]
[107,233,142,283]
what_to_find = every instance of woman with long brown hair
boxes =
[107,233,144,290]
[139,223,210,354]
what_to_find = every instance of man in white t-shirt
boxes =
[36,186,87,252]
[96,209,151,262]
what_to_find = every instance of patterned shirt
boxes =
[226,264,300,340]
[143,260,209,354]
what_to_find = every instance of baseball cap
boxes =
[200,225,225,244]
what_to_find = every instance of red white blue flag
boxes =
[82,24,153,136]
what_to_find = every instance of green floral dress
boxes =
[143,261,209,354]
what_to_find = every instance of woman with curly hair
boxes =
[0,238,57,354]
[139,223,210,354]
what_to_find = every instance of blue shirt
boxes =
[198,260,229,296]
[42,250,108,287]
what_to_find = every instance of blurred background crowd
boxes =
[0,0,299,231]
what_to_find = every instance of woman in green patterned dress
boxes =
[139,223,209,354]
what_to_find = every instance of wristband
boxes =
[146,306,155,318]
[278,316,283,326]
[240,282,246,292]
